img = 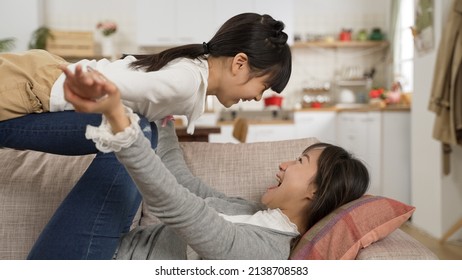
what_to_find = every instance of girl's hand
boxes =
[63,67,130,133]
[59,64,107,101]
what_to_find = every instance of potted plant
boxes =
[28,26,53,49]
[0,37,15,52]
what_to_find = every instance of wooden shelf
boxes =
[292,40,389,49]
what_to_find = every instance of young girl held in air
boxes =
[0,13,291,137]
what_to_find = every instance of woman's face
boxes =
[260,148,323,211]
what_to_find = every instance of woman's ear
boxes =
[306,185,316,200]
[231,52,249,74]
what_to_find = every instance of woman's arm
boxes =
[155,120,226,199]
[115,127,291,260]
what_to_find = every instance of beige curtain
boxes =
[428,0,462,174]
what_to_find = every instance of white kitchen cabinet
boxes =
[336,110,411,204]
[209,123,296,143]
[176,0,216,44]
[208,124,239,143]
[136,0,176,46]
[294,111,336,143]
[214,0,254,28]
[136,0,294,46]
[336,111,382,196]
[381,111,411,204]
[246,124,295,143]
[136,0,214,46]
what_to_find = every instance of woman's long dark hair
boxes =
[303,143,370,230]
[129,13,292,93]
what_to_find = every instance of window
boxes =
[394,0,414,92]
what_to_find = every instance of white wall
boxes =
[0,0,44,51]
[412,0,462,241]
[36,0,390,111]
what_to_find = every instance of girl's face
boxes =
[260,148,323,211]
[213,53,271,108]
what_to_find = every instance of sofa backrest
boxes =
[180,138,319,202]
[140,137,319,226]
[0,137,319,259]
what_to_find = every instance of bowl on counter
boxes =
[301,93,333,108]
[264,95,283,108]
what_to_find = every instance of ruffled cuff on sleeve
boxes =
[85,107,141,153]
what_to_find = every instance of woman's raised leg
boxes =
[0,111,102,155]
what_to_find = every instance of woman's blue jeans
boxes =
[0,111,158,259]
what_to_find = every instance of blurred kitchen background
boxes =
[1,0,461,249]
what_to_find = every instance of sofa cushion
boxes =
[289,195,415,260]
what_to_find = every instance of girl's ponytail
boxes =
[129,13,292,93]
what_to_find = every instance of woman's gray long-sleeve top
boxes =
[89,117,299,260]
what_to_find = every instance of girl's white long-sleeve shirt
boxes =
[49,56,209,134]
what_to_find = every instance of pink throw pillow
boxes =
[290,195,415,260]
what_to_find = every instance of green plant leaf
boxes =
[0,37,16,52]
[28,26,53,50]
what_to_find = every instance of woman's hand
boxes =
[62,65,130,133]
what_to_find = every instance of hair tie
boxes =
[202,42,209,54]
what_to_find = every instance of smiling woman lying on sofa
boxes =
[32,121,370,260]
[112,120,370,260]
[23,66,376,260]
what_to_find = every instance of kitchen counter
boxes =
[213,104,410,126]
[296,104,411,112]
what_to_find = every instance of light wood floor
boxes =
[400,222,462,260]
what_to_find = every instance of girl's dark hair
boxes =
[129,13,292,93]
[303,142,370,230]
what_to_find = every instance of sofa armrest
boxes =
[356,228,438,260]
[0,148,95,259]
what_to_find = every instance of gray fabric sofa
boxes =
[0,137,437,260]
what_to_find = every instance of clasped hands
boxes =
[60,64,130,133]
[59,64,121,115]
